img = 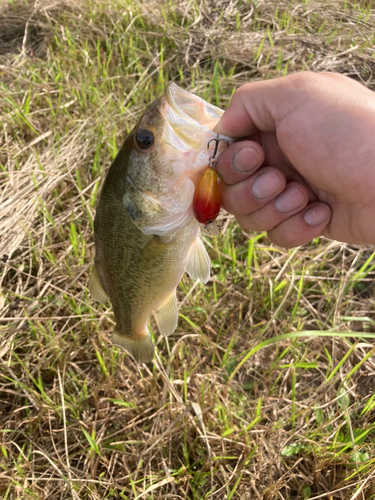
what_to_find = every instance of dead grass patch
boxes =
[1,0,375,498]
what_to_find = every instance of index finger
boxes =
[216,140,265,185]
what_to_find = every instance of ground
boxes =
[1,0,375,498]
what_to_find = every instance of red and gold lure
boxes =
[192,167,220,224]
[193,135,229,228]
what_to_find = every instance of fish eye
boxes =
[135,129,155,150]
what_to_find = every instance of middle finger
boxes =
[220,166,286,215]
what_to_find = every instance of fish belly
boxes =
[93,185,200,361]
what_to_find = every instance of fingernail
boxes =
[304,204,331,227]
[275,186,306,213]
[233,147,261,173]
[252,171,282,199]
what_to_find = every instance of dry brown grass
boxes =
[1,0,375,499]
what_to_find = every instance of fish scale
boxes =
[89,83,233,363]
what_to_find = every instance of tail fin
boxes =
[112,329,154,363]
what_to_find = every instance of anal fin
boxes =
[185,237,210,284]
[112,329,154,363]
[89,264,109,303]
[154,290,178,336]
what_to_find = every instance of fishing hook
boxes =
[207,133,229,168]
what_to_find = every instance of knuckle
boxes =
[251,210,277,232]
[286,71,323,92]
[236,214,257,232]
[269,234,297,249]
[231,83,254,101]
[268,226,302,249]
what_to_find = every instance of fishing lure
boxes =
[193,135,228,227]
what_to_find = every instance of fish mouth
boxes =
[130,84,232,238]
[160,83,225,151]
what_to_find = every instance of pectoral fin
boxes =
[89,265,109,303]
[154,290,178,336]
[112,329,154,363]
[185,237,210,284]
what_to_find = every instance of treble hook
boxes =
[207,133,229,167]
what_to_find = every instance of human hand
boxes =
[214,72,375,247]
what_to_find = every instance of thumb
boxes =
[214,74,311,138]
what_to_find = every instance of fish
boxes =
[89,83,232,363]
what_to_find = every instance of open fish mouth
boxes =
[162,83,225,149]
[130,84,233,237]
[159,83,232,171]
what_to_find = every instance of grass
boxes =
[1,0,375,498]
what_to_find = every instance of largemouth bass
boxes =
[90,84,231,363]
